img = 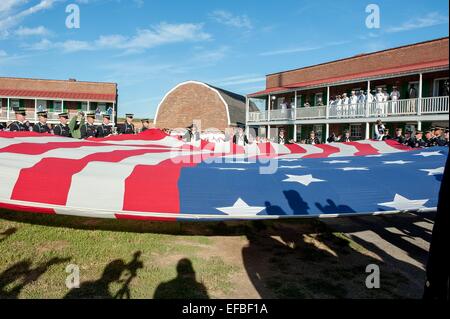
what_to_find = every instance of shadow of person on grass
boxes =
[64,251,143,299]
[0,257,70,299]
[154,258,209,299]
[0,227,17,243]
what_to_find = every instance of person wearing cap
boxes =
[339,130,353,143]
[424,130,434,147]
[410,130,426,148]
[54,112,72,137]
[444,128,449,146]
[8,108,30,132]
[393,128,405,144]
[373,119,385,141]
[341,93,349,116]
[434,127,447,146]
[349,91,358,116]
[119,114,135,135]
[33,111,51,134]
[335,94,342,118]
[403,130,413,147]
[390,86,401,113]
[0,122,5,131]
[382,128,392,141]
[141,119,150,133]
[305,131,321,145]
[277,128,289,145]
[80,112,97,139]
[232,126,248,146]
[375,88,385,116]
[96,114,113,138]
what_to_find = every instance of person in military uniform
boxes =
[119,114,135,135]
[403,130,413,147]
[433,127,447,146]
[53,112,72,137]
[339,130,353,143]
[33,111,51,133]
[393,128,405,144]
[305,131,321,145]
[232,126,248,146]
[444,128,449,146]
[382,128,392,141]
[277,128,289,145]
[80,112,97,139]
[410,130,427,148]
[424,130,434,147]
[96,114,113,138]
[141,119,150,133]
[8,108,30,132]
[0,122,5,131]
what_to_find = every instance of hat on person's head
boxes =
[37,111,47,118]
[430,127,435,131]
[445,128,449,133]
[415,130,423,135]
[405,130,412,135]
[377,87,382,91]
[103,114,111,120]
[15,108,26,116]
[86,112,96,119]
[126,113,134,119]
[58,112,69,119]
[141,118,149,123]
[395,127,402,131]
[425,130,431,134]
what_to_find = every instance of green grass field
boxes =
[0,209,423,299]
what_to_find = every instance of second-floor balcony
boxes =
[247,96,449,123]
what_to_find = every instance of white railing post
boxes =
[326,86,330,119]
[366,80,370,118]
[293,124,297,142]
[6,98,10,121]
[418,73,422,115]
[34,99,37,122]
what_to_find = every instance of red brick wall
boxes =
[155,82,229,131]
[267,38,449,88]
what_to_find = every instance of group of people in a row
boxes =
[0,109,151,139]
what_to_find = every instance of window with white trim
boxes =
[350,124,362,139]
[53,101,63,113]
[315,93,323,106]
[37,100,47,112]
[10,99,20,111]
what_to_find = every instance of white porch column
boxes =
[112,102,116,125]
[326,86,330,119]
[34,99,37,122]
[418,73,423,115]
[62,100,65,112]
[293,124,297,142]
[417,121,422,131]
[87,101,90,112]
[365,80,371,118]
[6,98,10,121]
[365,122,370,140]
[325,123,330,142]
[267,125,271,139]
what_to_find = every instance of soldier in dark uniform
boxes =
[444,128,449,147]
[53,113,72,137]
[434,127,447,146]
[403,130,413,147]
[339,130,353,142]
[277,128,289,145]
[33,111,51,133]
[424,130,434,147]
[0,122,5,131]
[305,131,321,145]
[141,119,150,132]
[119,114,135,135]
[96,114,113,138]
[8,108,30,132]
[80,112,97,139]
[382,128,392,141]
[410,130,427,148]
[393,128,405,144]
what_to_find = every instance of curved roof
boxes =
[155,81,255,126]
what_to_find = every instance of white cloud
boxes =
[212,74,265,87]
[210,10,252,30]
[27,22,212,54]
[260,41,350,57]
[0,0,56,34]
[0,50,7,57]
[386,12,448,33]
[15,25,50,36]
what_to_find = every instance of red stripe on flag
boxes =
[123,156,197,214]
[0,142,105,155]
[284,143,307,154]
[258,142,276,155]
[0,132,53,138]
[10,149,170,205]
[303,144,340,158]
[347,142,379,156]
[384,139,411,150]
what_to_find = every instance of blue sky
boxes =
[0,0,448,118]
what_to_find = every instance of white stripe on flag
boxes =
[328,143,359,157]
[357,140,403,154]
[297,144,323,157]
[0,136,81,149]
[270,143,291,155]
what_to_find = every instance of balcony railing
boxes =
[247,96,449,122]
[0,110,112,124]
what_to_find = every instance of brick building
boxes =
[0,77,118,125]
[154,81,252,132]
[246,37,449,141]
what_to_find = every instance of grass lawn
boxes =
[0,209,426,299]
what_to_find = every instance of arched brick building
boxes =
[154,81,251,131]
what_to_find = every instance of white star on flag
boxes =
[366,154,383,157]
[283,174,325,186]
[338,167,369,171]
[280,159,300,162]
[420,167,445,176]
[414,151,442,157]
[378,194,429,211]
[323,160,350,164]
[383,160,413,165]
[216,198,265,216]
[216,168,247,171]
[279,165,305,169]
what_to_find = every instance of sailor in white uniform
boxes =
[390,86,401,114]
[375,88,385,116]
[349,91,358,116]
[341,93,349,117]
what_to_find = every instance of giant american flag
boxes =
[0,129,447,222]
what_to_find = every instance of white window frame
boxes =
[36,100,47,112]
[349,124,362,139]
[433,77,449,97]
[53,100,63,113]
[10,99,20,110]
